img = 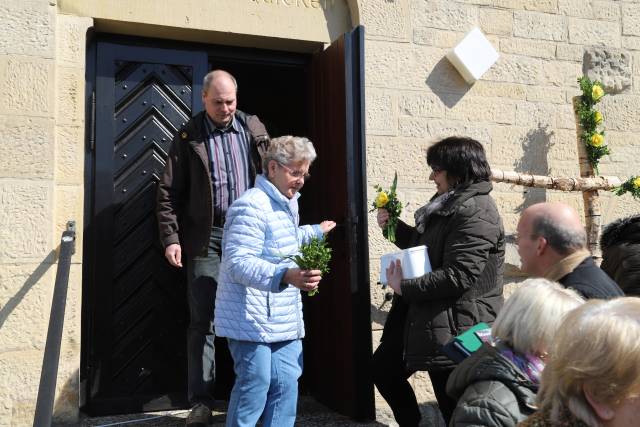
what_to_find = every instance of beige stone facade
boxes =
[1,0,639,424]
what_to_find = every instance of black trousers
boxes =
[185,226,223,409]
[372,330,456,426]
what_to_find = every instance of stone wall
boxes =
[361,0,640,411]
[1,0,640,424]
[0,0,91,424]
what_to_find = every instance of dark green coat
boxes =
[447,344,538,427]
[383,180,505,371]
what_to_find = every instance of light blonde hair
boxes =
[492,278,584,355]
[537,297,640,427]
[261,135,317,172]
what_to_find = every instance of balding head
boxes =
[525,202,586,254]
[202,69,238,127]
[517,202,587,276]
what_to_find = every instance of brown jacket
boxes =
[156,110,268,257]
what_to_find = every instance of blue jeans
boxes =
[226,339,303,427]
[186,226,223,409]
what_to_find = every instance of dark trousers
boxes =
[372,335,456,426]
[186,227,223,409]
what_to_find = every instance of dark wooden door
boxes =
[301,26,375,420]
[85,41,207,414]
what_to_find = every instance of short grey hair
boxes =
[203,70,238,93]
[492,278,584,355]
[261,135,317,172]
[532,214,587,255]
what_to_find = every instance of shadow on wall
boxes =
[0,251,56,330]
[425,57,471,109]
[514,125,554,213]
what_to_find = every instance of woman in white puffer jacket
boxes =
[214,135,335,427]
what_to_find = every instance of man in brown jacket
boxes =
[157,69,268,427]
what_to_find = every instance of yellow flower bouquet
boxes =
[370,172,403,243]
[576,76,609,173]
[613,176,640,199]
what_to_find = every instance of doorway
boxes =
[82,29,373,420]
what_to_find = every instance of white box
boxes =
[446,27,499,84]
[379,245,432,285]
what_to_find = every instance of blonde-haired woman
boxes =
[520,297,640,427]
[447,278,584,427]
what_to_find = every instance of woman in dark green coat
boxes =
[374,137,505,426]
[446,278,584,427]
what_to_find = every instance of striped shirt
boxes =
[203,114,252,220]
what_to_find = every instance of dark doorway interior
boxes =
[83,31,373,420]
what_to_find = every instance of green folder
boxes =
[454,322,491,353]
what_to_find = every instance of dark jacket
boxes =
[383,180,505,371]
[447,344,537,427]
[600,214,640,296]
[558,257,623,299]
[156,110,267,257]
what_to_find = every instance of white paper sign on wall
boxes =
[446,27,499,84]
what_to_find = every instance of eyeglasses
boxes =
[278,163,311,180]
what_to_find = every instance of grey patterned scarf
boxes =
[414,190,454,233]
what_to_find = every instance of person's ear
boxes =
[267,160,278,179]
[583,384,615,421]
[536,236,548,256]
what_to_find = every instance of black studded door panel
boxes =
[86,41,207,414]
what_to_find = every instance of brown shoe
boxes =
[186,403,212,427]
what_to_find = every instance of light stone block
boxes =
[0,351,43,420]
[366,89,397,136]
[56,15,93,66]
[445,96,516,125]
[0,181,52,263]
[411,0,478,32]
[542,60,582,87]
[55,126,84,185]
[427,120,491,145]
[0,264,55,352]
[0,56,54,117]
[484,54,544,85]
[56,66,85,125]
[364,41,404,87]
[360,0,409,41]
[559,0,620,21]
[548,129,581,162]
[622,36,640,51]
[0,115,54,179]
[623,4,640,37]
[526,86,567,104]
[0,0,55,58]
[413,28,465,48]
[599,95,640,132]
[514,11,567,41]
[500,38,556,60]
[367,136,431,189]
[398,91,446,118]
[399,116,429,138]
[556,103,579,130]
[479,8,513,36]
[584,48,632,94]
[467,81,527,100]
[556,43,585,62]
[568,18,621,47]
[515,101,558,128]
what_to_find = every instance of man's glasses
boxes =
[278,163,311,180]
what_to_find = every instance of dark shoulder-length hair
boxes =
[426,136,491,184]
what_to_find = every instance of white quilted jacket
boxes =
[214,174,323,343]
